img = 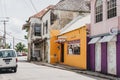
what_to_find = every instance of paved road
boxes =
[0,57,107,80]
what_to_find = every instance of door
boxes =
[95,43,101,72]
[107,42,116,75]
[61,44,64,62]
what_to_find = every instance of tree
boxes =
[15,42,26,52]
[24,35,28,40]
[5,43,11,49]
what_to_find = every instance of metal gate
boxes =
[107,41,116,75]
[95,43,101,72]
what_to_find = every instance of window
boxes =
[50,12,57,25]
[95,0,103,23]
[46,20,48,34]
[0,50,16,58]
[43,23,46,35]
[107,0,117,19]
[68,40,80,55]
[34,24,41,36]
[43,23,44,35]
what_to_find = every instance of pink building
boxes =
[88,0,120,77]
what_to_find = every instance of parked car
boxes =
[0,49,18,72]
[17,52,22,56]
[22,52,27,56]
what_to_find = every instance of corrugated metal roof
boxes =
[60,15,90,35]
[54,0,90,12]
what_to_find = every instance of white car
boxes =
[0,49,18,72]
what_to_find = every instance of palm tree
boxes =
[15,42,26,52]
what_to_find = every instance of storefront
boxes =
[57,27,87,69]
[49,15,90,69]
[88,34,118,75]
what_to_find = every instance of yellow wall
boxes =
[50,30,60,64]
[59,26,87,69]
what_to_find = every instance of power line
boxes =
[29,0,38,13]
[3,0,7,16]
[0,29,27,42]
[23,0,35,13]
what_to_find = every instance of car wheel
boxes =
[13,67,17,73]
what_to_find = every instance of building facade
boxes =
[50,15,90,69]
[89,0,120,76]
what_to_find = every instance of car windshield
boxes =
[0,50,16,58]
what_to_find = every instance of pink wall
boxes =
[91,0,120,36]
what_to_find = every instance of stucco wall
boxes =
[59,27,87,69]
[50,30,60,64]
[91,0,120,36]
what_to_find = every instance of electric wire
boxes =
[23,0,35,13]
[29,0,38,13]
[3,0,7,17]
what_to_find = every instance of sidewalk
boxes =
[31,61,120,80]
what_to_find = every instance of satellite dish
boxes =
[109,27,118,35]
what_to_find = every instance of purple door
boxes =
[90,44,95,71]
[117,35,120,77]
[101,42,107,74]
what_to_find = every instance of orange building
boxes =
[50,15,90,69]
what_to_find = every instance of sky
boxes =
[0,0,59,48]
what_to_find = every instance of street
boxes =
[0,56,107,80]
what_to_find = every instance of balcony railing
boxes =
[34,32,41,36]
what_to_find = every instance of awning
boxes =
[55,36,67,43]
[88,37,101,44]
[99,35,116,43]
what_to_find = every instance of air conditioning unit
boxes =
[109,27,118,35]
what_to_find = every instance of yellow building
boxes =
[50,15,90,69]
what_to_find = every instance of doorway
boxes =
[61,44,64,62]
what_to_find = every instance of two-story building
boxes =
[23,5,54,62]
[23,0,90,63]
[88,0,120,76]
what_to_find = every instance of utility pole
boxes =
[13,37,15,49]
[0,17,9,48]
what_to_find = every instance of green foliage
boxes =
[5,43,11,49]
[24,35,28,40]
[15,42,26,52]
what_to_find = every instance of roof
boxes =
[0,49,16,51]
[60,15,90,35]
[30,5,54,18]
[22,22,30,30]
[54,0,90,12]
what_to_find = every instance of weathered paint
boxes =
[117,34,120,77]
[101,42,107,74]
[58,26,87,69]
[107,42,116,75]
[95,43,101,72]
[89,44,95,71]
[50,30,60,64]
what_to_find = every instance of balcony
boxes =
[32,32,42,41]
